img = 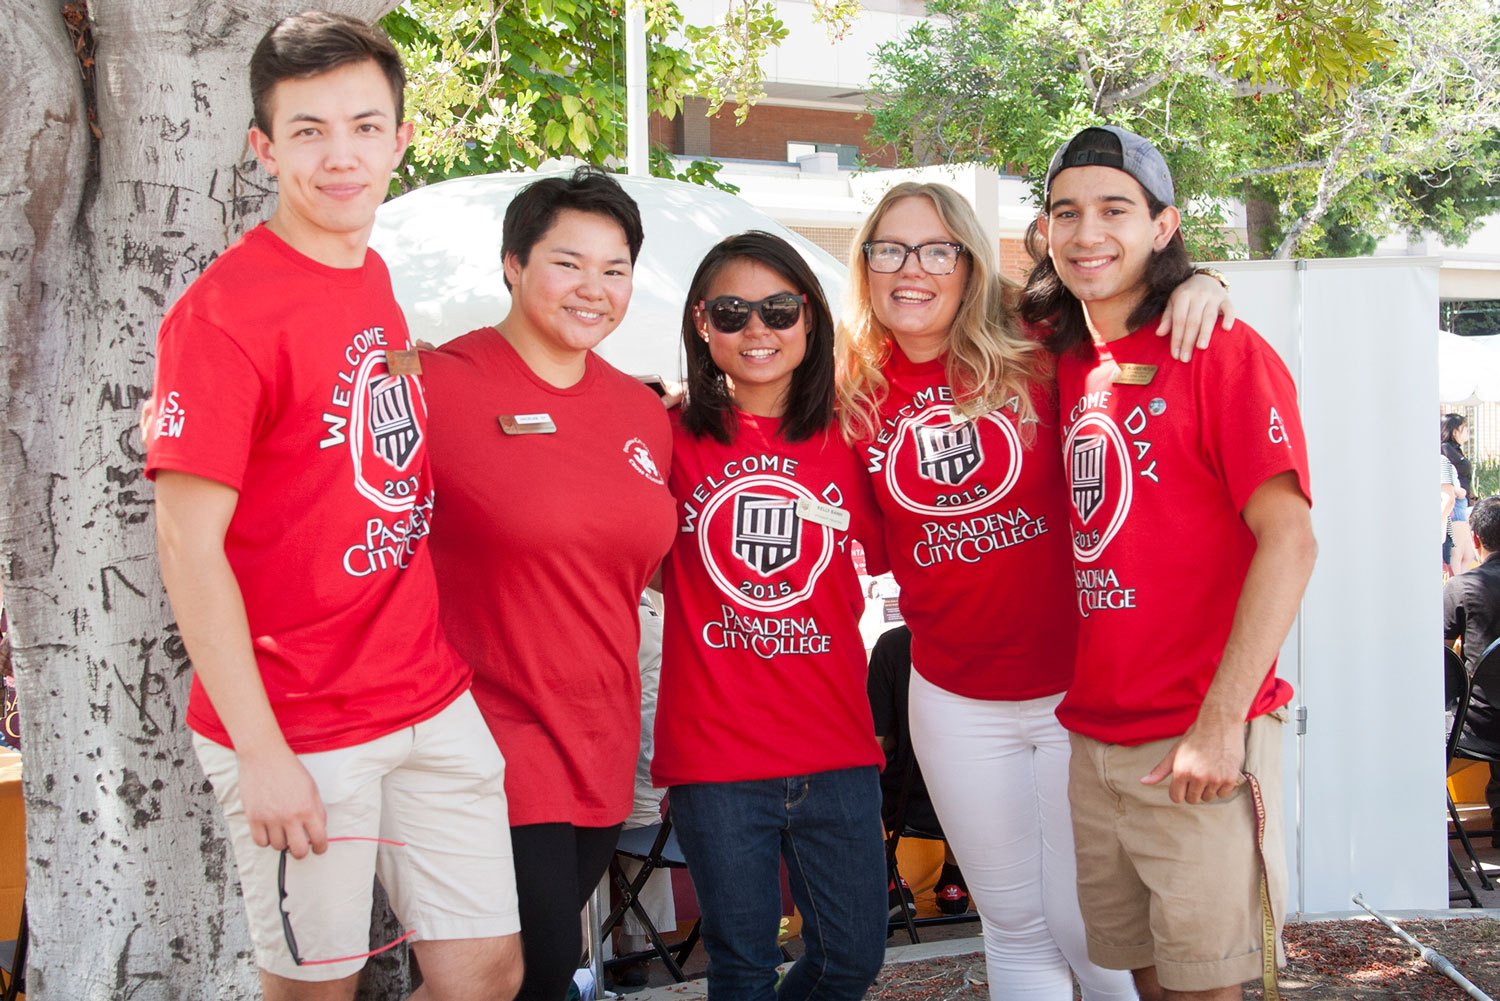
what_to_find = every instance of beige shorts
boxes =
[1068,710,1288,993]
[194,691,519,982]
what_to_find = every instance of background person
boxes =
[604,595,678,989]
[837,182,1230,1001]
[421,167,678,1001]
[1445,414,1477,573]
[866,625,969,918]
[654,231,889,1001]
[1445,495,1500,844]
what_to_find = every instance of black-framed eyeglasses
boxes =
[862,240,966,275]
[278,836,414,967]
[698,293,807,333]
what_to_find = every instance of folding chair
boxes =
[1452,638,1500,899]
[0,900,25,1001]
[1446,633,1500,852]
[882,757,980,944]
[1446,647,1486,906]
[600,819,700,983]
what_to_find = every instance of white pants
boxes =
[907,671,1136,1001]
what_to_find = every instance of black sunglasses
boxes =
[699,293,807,333]
[278,836,413,967]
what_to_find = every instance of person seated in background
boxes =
[1444,495,1500,843]
[867,626,970,919]
[605,592,678,989]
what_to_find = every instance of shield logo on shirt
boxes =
[733,493,800,574]
[914,421,982,485]
[1071,434,1107,524]
[1064,415,1134,564]
[369,376,419,469]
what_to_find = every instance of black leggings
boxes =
[510,822,622,1001]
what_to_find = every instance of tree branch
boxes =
[1230,161,1328,179]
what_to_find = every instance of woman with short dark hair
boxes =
[423,166,677,1001]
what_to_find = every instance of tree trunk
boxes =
[0,3,402,997]
[1242,181,1277,259]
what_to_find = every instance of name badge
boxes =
[1110,363,1158,386]
[795,497,851,532]
[386,349,422,377]
[498,413,557,435]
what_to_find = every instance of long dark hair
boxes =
[681,231,835,445]
[1443,412,1468,446]
[1019,190,1193,357]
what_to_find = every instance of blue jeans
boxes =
[670,767,887,1001]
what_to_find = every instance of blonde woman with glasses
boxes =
[836,182,1232,1001]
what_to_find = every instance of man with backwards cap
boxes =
[1020,127,1317,1001]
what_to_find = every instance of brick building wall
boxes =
[652,100,897,167]
[789,225,859,262]
[997,237,1030,283]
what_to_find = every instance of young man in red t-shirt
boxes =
[146,14,520,1001]
[1023,126,1317,1001]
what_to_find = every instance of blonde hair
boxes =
[836,182,1049,443]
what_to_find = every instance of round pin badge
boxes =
[1148,397,1167,416]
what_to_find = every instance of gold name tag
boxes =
[386,349,422,377]
[498,413,557,435]
[1110,363,1158,386]
[795,497,851,532]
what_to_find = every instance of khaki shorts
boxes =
[1068,710,1288,993]
[194,691,519,982]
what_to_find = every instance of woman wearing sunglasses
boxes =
[421,167,678,1001]
[652,231,889,1001]
[836,184,1232,1001]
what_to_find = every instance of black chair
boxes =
[1446,647,1487,906]
[882,758,981,944]
[0,900,25,1001]
[600,819,700,983]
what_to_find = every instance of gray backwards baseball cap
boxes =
[1044,126,1175,207]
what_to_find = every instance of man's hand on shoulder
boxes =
[1142,714,1246,804]
[236,744,329,859]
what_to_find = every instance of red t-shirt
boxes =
[422,329,677,827]
[866,345,1077,700]
[653,411,888,786]
[145,225,469,753]
[1055,318,1311,745]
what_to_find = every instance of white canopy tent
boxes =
[370,169,849,382]
[1440,329,1500,404]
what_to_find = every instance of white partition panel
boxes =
[1211,258,1443,914]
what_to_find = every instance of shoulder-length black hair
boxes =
[681,231,835,445]
[1443,412,1468,445]
[1019,189,1193,357]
